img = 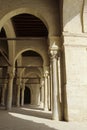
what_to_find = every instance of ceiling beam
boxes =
[0,37,46,40]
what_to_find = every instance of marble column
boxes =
[58,56,62,103]
[49,44,60,120]
[47,75,51,110]
[40,79,44,108]
[1,83,7,106]
[44,71,49,111]
[21,86,25,106]
[16,83,21,107]
[6,72,14,110]
[50,64,53,111]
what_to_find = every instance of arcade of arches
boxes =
[0,0,87,122]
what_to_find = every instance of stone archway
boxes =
[0,2,64,123]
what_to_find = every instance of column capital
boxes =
[7,67,15,79]
[16,78,22,86]
[40,78,44,85]
[21,80,25,89]
[41,80,44,86]
[16,81,20,86]
[8,72,14,79]
[44,71,49,78]
[49,43,59,59]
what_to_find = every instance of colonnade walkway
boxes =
[0,105,87,130]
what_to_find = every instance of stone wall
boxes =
[63,0,83,33]
[64,34,87,121]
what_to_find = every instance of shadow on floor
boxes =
[0,108,58,130]
[9,105,52,120]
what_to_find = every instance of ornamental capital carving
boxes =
[16,81,21,86]
[50,50,58,60]
[41,80,44,86]
[8,72,14,79]
[49,43,58,59]
[7,66,15,79]
[44,70,49,78]
[16,78,21,85]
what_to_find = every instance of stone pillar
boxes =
[40,86,42,103]
[1,83,7,106]
[44,71,49,111]
[49,43,60,120]
[61,45,68,121]
[37,84,40,105]
[40,79,44,108]
[47,75,51,110]
[21,86,25,106]
[50,64,53,111]
[16,82,21,107]
[6,71,14,110]
[58,56,62,102]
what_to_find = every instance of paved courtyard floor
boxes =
[0,105,87,130]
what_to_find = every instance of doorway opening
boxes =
[24,86,31,104]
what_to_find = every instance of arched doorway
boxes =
[24,86,31,104]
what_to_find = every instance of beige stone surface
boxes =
[0,0,87,122]
[64,34,87,121]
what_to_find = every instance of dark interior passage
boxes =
[24,86,31,104]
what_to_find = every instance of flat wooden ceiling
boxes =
[12,13,48,37]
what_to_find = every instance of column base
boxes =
[1,102,5,106]
[6,105,11,110]
[21,104,24,107]
[40,102,44,108]
[16,103,20,107]
[52,115,59,121]
[44,107,49,111]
